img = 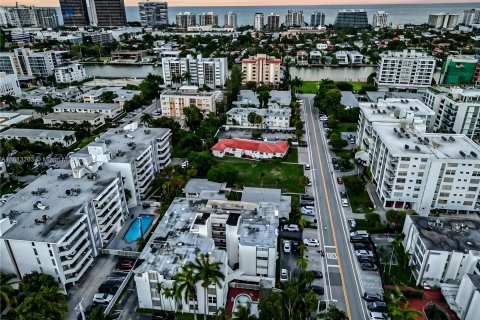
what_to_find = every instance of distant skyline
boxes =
[2,0,480,7]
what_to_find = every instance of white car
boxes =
[355,250,374,257]
[280,269,289,282]
[303,238,320,247]
[283,224,300,232]
[301,209,315,217]
[320,116,328,121]
[342,199,349,207]
[369,311,387,320]
[93,293,114,304]
[348,218,356,228]
[283,240,291,253]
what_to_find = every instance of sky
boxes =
[2,0,479,7]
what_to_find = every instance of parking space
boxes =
[302,229,326,288]
[340,132,357,150]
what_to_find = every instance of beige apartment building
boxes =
[241,54,281,87]
[159,86,216,118]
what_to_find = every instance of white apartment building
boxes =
[82,87,141,107]
[227,103,291,129]
[347,51,364,64]
[428,13,459,29]
[285,10,304,27]
[0,128,76,147]
[423,87,480,140]
[69,123,171,205]
[334,51,349,65]
[462,9,480,26]
[254,12,264,31]
[162,54,228,88]
[176,12,196,29]
[376,49,436,91]
[53,102,123,120]
[402,215,480,286]
[454,273,480,320]
[241,54,281,87]
[224,11,237,28]
[0,48,64,78]
[0,168,128,292]
[0,72,21,96]
[372,11,388,28]
[357,98,435,151]
[42,112,105,129]
[369,122,480,215]
[54,64,87,84]
[138,1,168,27]
[199,12,218,26]
[160,86,217,118]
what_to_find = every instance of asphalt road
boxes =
[301,95,368,320]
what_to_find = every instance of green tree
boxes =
[389,305,422,320]
[179,133,203,153]
[296,256,308,270]
[215,307,232,320]
[191,254,225,320]
[207,164,239,185]
[173,264,199,320]
[234,302,257,320]
[329,133,348,150]
[99,91,118,103]
[88,304,106,320]
[184,105,203,130]
[256,86,270,108]
[0,273,18,311]
[16,286,68,320]
[187,151,213,176]
[318,304,347,320]
[365,213,381,226]
[19,271,59,293]
[247,112,258,126]
[140,112,153,127]
[386,210,407,228]
[336,81,354,91]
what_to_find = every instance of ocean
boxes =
[53,3,478,27]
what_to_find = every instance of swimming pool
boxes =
[124,214,154,243]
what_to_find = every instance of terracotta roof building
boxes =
[211,138,289,159]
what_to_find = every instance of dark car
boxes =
[367,301,388,312]
[354,243,372,250]
[311,270,323,279]
[357,255,374,263]
[360,262,378,271]
[300,200,315,207]
[333,163,340,170]
[291,241,299,253]
[363,292,384,302]
[309,285,325,295]
[350,235,369,243]
[301,195,314,201]
[332,158,338,164]
[98,281,121,295]
[340,191,348,199]
[116,260,134,270]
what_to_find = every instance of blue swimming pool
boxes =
[124,214,154,243]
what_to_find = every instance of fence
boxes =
[105,270,133,315]
[99,248,140,258]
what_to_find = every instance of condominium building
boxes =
[372,11,388,28]
[224,11,237,28]
[176,12,196,29]
[162,54,228,88]
[439,55,480,85]
[285,10,304,27]
[423,86,480,140]
[241,54,281,87]
[0,128,77,147]
[335,9,369,29]
[402,216,480,287]
[227,103,291,129]
[0,72,21,96]
[347,51,364,64]
[310,11,325,27]
[82,86,141,107]
[34,7,59,28]
[0,168,128,291]
[69,124,171,205]
[59,0,90,26]
[376,49,436,90]
[462,9,480,26]
[90,0,127,27]
[1,4,58,28]
[254,12,264,31]
[454,273,480,320]
[54,64,87,84]
[428,13,459,29]
[369,122,480,215]
[160,86,217,118]
[43,112,105,129]
[138,1,168,27]
[0,48,64,78]
[267,13,280,31]
[356,98,435,151]
[53,102,123,120]
[334,51,348,65]
[199,12,218,26]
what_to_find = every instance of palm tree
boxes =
[390,305,422,320]
[191,254,225,320]
[297,243,308,258]
[156,282,164,311]
[182,72,192,85]
[8,163,22,176]
[140,112,153,127]
[234,302,257,320]
[296,256,308,270]
[298,216,308,230]
[0,273,18,311]
[173,264,199,320]
[163,286,175,312]
[215,307,232,320]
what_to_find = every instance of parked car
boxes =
[342,199,349,207]
[280,269,289,282]
[309,285,325,295]
[355,250,374,257]
[363,292,384,302]
[357,256,374,263]
[301,195,314,201]
[320,116,328,121]
[360,263,379,271]
[354,243,372,250]
[93,293,114,304]
[337,177,344,184]
[300,200,315,207]
[283,240,291,253]
[340,191,347,199]
[303,238,320,247]
[350,235,369,243]
[291,241,299,253]
[305,164,311,170]
[347,219,356,228]
[350,230,369,237]
[283,224,300,232]
[98,281,121,295]
[333,163,340,170]
[311,270,323,278]
[368,311,387,320]
[367,301,388,312]
[116,260,134,270]
[302,209,316,217]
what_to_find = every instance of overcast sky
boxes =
[3,0,479,7]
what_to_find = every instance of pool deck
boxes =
[106,206,159,251]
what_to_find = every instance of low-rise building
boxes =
[0,128,76,146]
[226,103,291,129]
[53,102,123,120]
[0,72,21,96]
[232,90,291,108]
[309,51,322,65]
[334,51,349,65]
[111,50,146,63]
[0,112,33,130]
[54,64,87,84]
[160,86,216,118]
[347,51,364,64]
[183,179,228,199]
[211,138,289,159]
[42,112,105,129]
[82,86,141,107]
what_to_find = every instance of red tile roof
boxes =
[211,138,289,154]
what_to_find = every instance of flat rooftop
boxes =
[233,90,291,107]
[227,105,291,118]
[82,86,140,102]
[410,216,480,252]
[373,122,480,159]
[183,178,226,194]
[54,102,119,111]
[1,169,118,243]
[0,128,75,140]
[341,91,359,107]
[360,98,434,123]
[43,112,103,121]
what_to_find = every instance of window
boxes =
[448,163,458,167]
[444,178,454,183]
[418,172,424,177]
[445,170,456,175]
[33,248,38,255]
[466,194,476,199]
[468,187,478,192]
[208,296,217,304]
[439,192,449,197]
[463,201,473,206]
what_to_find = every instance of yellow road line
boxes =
[310,105,352,319]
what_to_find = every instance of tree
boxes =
[182,71,192,85]
[318,304,347,320]
[256,86,270,108]
[215,307,232,320]
[19,271,58,293]
[0,273,18,311]
[290,76,303,94]
[88,304,106,320]
[247,112,258,126]
[174,264,199,320]
[234,302,257,320]
[336,81,354,91]
[188,151,213,176]
[296,256,308,270]
[389,305,422,320]
[16,286,68,320]
[367,72,377,84]
[184,105,203,130]
[386,210,407,228]
[207,164,239,185]
[163,286,176,312]
[99,91,118,103]
[179,133,203,153]
[329,133,348,150]
[365,213,381,226]
[191,254,225,320]
[140,112,153,127]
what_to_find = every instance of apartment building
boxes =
[0,168,128,292]
[176,12,196,29]
[82,86,141,107]
[227,103,291,129]
[160,86,217,118]
[241,54,281,87]
[0,48,64,78]
[232,89,291,108]
[428,13,459,29]
[199,12,218,26]
[1,4,58,28]
[54,64,87,84]
[0,72,21,96]
[0,128,77,147]
[423,87,480,140]
[43,112,105,129]
[372,11,388,28]
[267,13,280,31]
[462,9,480,26]
[138,1,168,27]
[454,273,480,320]
[335,9,369,29]
[254,12,264,32]
[310,11,325,27]
[376,49,436,91]
[90,0,127,27]
[224,11,237,28]
[369,122,480,215]
[402,215,480,286]
[347,51,364,64]
[285,10,304,27]
[59,0,90,26]
[69,124,171,205]
[53,102,123,120]
[357,98,435,151]
[162,54,228,88]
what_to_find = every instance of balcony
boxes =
[63,246,92,274]
[59,233,88,259]
[61,239,90,265]
[64,254,93,283]
[60,223,87,248]
[98,202,122,225]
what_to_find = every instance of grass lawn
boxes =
[215,158,305,193]
[343,176,374,213]
[1,179,24,196]
[98,56,110,61]
[334,122,358,134]
[343,81,368,92]
[284,147,298,163]
[76,136,96,149]
[335,150,354,160]
[300,81,319,93]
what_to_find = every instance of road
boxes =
[301,94,368,320]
